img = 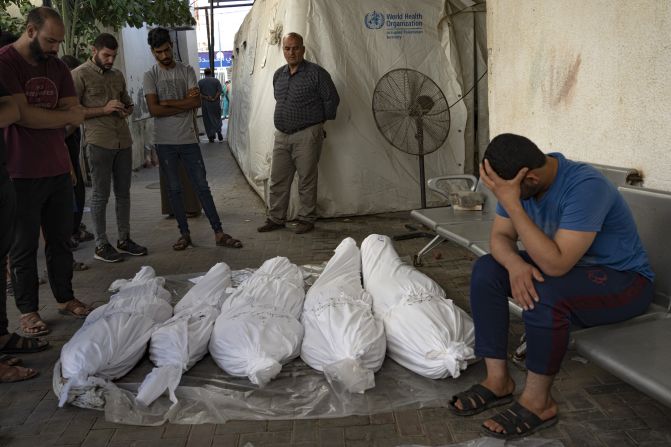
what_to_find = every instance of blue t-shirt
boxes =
[496,153,654,280]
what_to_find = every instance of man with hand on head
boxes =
[0,7,92,339]
[449,133,654,439]
[72,32,147,263]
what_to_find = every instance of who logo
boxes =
[364,11,385,29]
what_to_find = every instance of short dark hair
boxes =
[25,7,62,31]
[484,133,546,180]
[283,32,304,47]
[204,68,212,76]
[147,27,171,49]
[93,33,118,51]
[61,54,81,70]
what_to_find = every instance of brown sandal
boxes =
[215,232,243,248]
[173,233,193,251]
[19,312,50,338]
[0,363,38,383]
[58,298,92,319]
[0,354,22,366]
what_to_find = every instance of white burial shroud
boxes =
[300,237,386,393]
[361,234,475,379]
[57,266,173,407]
[209,257,305,387]
[135,262,233,407]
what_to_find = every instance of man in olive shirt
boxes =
[72,33,147,263]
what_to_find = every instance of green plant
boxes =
[0,0,196,59]
[0,0,33,36]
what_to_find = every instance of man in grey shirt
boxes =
[73,33,147,263]
[143,27,241,251]
[257,32,339,235]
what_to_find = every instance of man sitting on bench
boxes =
[449,133,654,439]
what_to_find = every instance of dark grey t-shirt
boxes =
[143,62,199,145]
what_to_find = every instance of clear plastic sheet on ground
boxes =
[401,438,564,447]
[79,269,525,425]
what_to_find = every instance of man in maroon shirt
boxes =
[0,7,91,338]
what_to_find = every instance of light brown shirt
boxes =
[72,59,133,149]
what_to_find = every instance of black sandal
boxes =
[73,261,89,271]
[482,401,558,440]
[0,333,49,354]
[448,383,513,416]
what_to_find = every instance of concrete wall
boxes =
[487,0,671,191]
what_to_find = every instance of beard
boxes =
[520,182,542,200]
[29,38,55,62]
[158,56,173,67]
[94,54,112,71]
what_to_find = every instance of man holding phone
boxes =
[72,32,147,263]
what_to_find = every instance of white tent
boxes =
[228,0,486,218]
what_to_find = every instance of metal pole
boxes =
[417,119,426,209]
[472,11,480,174]
[209,0,215,73]
[205,8,212,71]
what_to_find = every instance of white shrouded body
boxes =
[301,238,386,393]
[361,234,475,379]
[136,263,233,406]
[209,257,305,387]
[58,267,173,407]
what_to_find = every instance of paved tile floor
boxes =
[1,131,670,446]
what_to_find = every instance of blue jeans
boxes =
[470,253,653,375]
[155,143,222,235]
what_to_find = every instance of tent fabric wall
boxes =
[228,0,477,218]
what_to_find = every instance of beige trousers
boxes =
[268,123,324,223]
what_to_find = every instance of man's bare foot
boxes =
[57,298,92,318]
[0,362,38,382]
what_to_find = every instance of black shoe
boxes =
[208,137,214,143]
[76,229,94,242]
[217,132,223,141]
[94,243,123,263]
[117,238,148,256]
[295,221,315,234]
[257,219,285,232]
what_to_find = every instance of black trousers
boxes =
[10,174,74,313]
[66,130,85,235]
[0,178,16,336]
